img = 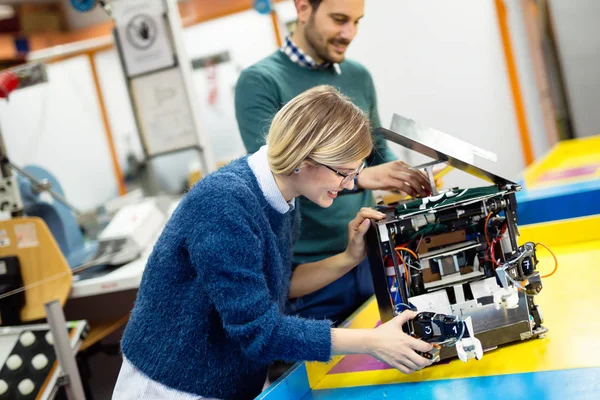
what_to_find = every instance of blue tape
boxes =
[256,362,311,400]
[300,367,600,400]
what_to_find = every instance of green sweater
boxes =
[235,51,396,263]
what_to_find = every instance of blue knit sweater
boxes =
[120,158,332,399]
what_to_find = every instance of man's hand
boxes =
[344,207,386,265]
[367,311,434,374]
[357,161,432,198]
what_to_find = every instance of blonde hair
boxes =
[266,85,373,175]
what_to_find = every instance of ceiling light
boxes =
[0,5,15,21]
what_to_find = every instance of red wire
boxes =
[489,238,499,266]
[488,223,508,266]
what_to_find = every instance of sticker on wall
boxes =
[126,14,158,50]
[112,0,175,77]
[14,223,39,249]
[131,68,199,155]
[0,229,10,248]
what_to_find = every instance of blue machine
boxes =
[70,0,97,13]
[17,166,98,269]
[254,0,273,15]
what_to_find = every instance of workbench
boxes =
[259,215,600,400]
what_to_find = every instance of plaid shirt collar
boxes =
[280,35,341,75]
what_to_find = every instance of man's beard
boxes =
[304,19,349,64]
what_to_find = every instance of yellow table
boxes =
[259,215,600,400]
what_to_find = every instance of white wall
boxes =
[94,49,145,167]
[346,0,530,188]
[1,1,552,210]
[0,56,119,211]
[93,8,279,195]
[183,9,279,163]
[0,8,281,211]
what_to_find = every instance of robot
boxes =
[367,115,549,362]
[409,312,483,363]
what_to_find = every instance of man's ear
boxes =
[295,0,313,24]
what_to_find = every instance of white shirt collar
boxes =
[248,146,295,214]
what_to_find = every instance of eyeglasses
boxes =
[321,160,365,188]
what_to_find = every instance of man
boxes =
[235,0,431,324]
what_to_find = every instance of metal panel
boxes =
[377,114,517,186]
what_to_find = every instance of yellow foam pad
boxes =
[310,239,600,390]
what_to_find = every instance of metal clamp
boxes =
[0,175,23,213]
[410,160,446,196]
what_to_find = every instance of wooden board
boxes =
[80,315,129,352]
[0,217,72,324]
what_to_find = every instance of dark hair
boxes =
[308,0,323,11]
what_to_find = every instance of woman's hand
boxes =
[367,311,434,374]
[343,207,386,265]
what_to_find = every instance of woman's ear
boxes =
[299,159,317,170]
[290,161,315,176]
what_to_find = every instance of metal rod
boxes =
[44,300,87,400]
[0,155,81,216]
[410,160,442,196]
[410,159,445,170]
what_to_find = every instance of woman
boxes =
[113,85,433,400]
